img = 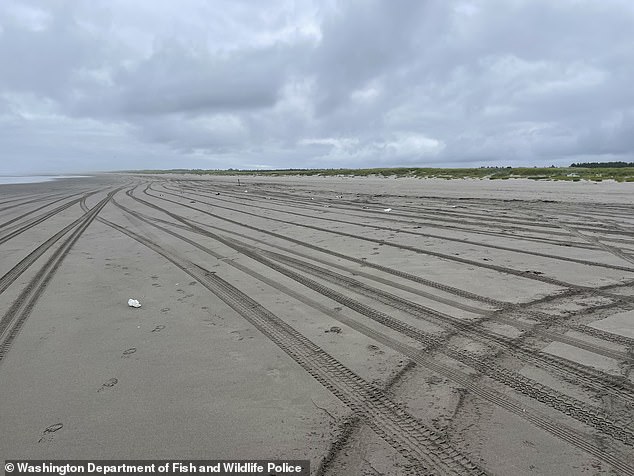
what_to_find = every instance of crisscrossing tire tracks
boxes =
[94,211,485,476]
[111,196,634,473]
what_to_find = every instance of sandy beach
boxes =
[0,174,633,475]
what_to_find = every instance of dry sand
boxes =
[0,174,633,475]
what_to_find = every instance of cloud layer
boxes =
[1,0,633,173]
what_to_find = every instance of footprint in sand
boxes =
[177,293,194,303]
[38,423,63,443]
[367,344,385,355]
[122,347,137,357]
[97,378,118,392]
[152,325,166,333]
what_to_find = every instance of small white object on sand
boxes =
[128,299,141,308]
[383,208,392,212]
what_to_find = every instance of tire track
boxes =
[179,182,571,235]
[257,250,634,445]
[185,177,634,255]
[126,190,632,362]
[0,209,92,296]
[257,249,634,399]
[134,208,497,315]
[517,295,634,348]
[205,190,634,272]
[0,192,82,231]
[0,190,100,246]
[113,197,634,446]
[313,361,417,476]
[138,186,507,307]
[560,224,634,267]
[110,196,424,475]
[576,322,634,349]
[0,193,41,207]
[260,249,630,362]
[181,214,634,349]
[184,181,629,250]
[125,186,634,400]
[128,185,470,473]
[149,184,634,297]
[182,180,634,251]
[205,181,625,236]
[130,199,634,351]
[93,207,486,476]
[177,183,632,272]
[0,192,69,215]
[103,199,634,474]
[0,189,117,362]
[136,185,634,319]
[173,180,596,249]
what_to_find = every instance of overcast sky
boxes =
[1,0,634,174]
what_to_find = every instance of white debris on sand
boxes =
[127,299,141,308]
[383,208,392,212]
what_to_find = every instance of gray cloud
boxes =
[74,41,293,117]
[1,0,633,174]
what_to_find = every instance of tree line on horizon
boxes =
[570,161,634,168]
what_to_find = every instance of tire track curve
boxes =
[0,189,118,362]
[104,199,634,474]
[0,190,101,246]
[148,184,633,299]
[178,183,634,273]
[93,207,487,476]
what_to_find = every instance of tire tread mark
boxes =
[156,213,634,348]
[151,184,634,304]
[178,183,634,273]
[264,249,634,403]
[95,211,485,476]
[153,184,631,293]
[0,191,100,245]
[559,224,634,267]
[0,190,118,361]
[130,188,634,400]
[108,198,634,475]
[139,186,506,307]
[223,242,634,445]
[0,192,78,231]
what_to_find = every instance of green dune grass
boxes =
[128,166,634,182]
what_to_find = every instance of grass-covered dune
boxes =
[129,166,634,182]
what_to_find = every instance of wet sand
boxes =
[0,174,633,475]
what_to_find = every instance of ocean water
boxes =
[0,175,90,185]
